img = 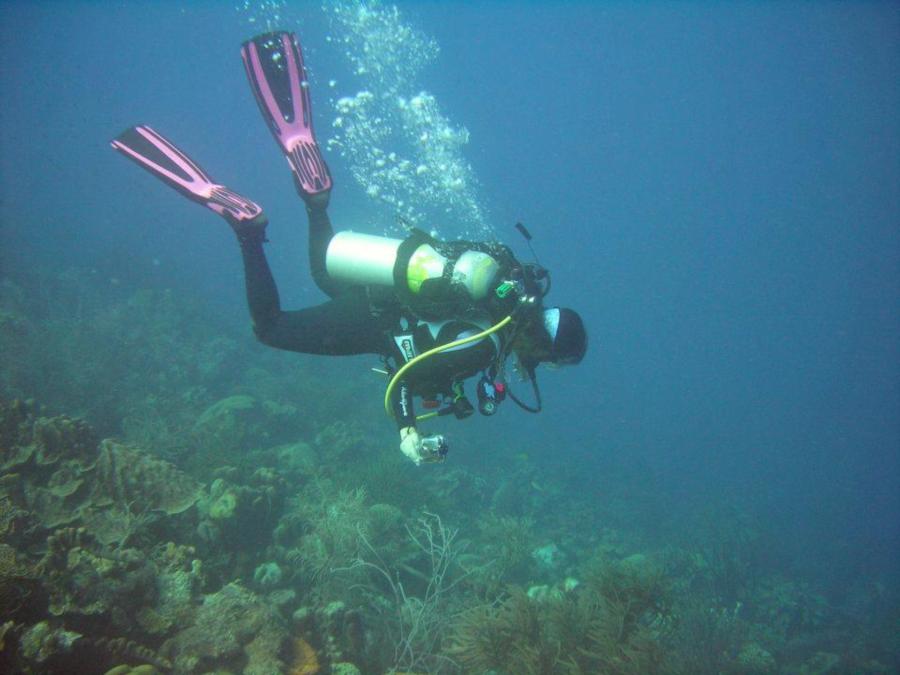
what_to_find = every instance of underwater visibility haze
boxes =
[1,1,898,673]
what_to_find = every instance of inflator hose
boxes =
[384,315,513,421]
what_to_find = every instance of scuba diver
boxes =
[111,31,586,465]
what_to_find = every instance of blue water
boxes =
[2,0,898,630]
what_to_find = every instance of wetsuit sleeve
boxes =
[391,380,416,430]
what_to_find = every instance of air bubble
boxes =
[323,1,493,239]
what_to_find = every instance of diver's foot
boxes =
[301,188,331,212]
[231,212,269,244]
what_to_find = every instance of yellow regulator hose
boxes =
[384,315,513,421]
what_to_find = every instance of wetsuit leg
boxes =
[306,202,400,309]
[254,291,393,355]
[307,203,342,299]
[238,230,284,335]
[238,230,392,355]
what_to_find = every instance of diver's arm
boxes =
[391,381,430,465]
[391,380,417,431]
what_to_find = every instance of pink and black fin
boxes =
[111,125,265,226]
[241,31,332,203]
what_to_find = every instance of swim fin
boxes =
[241,31,332,203]
[111,125,266,228]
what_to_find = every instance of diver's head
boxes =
[513,306,587,370]
[541,307,587,366]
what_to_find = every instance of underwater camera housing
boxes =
[419,434,449,462]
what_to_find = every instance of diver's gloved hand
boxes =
[400,427,449,464]
[400,426,424,465]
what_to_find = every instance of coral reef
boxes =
[19,621,82,666]
[447,556,670,675]
[40,527,156,618]
[289,636,321,674]
[461,512,537,595]
[0,402,201,551]
[0,270,897,674]
[163,581,288,674]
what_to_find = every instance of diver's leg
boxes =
[306,199,343,299]
[239,227,394,355]
[237,229,283,337]
[252,294,387,358]
[242,32,339,298]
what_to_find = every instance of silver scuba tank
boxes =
[325,231,403,286]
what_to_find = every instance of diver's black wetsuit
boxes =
[238,206,400,355]
[236,203,500,429]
